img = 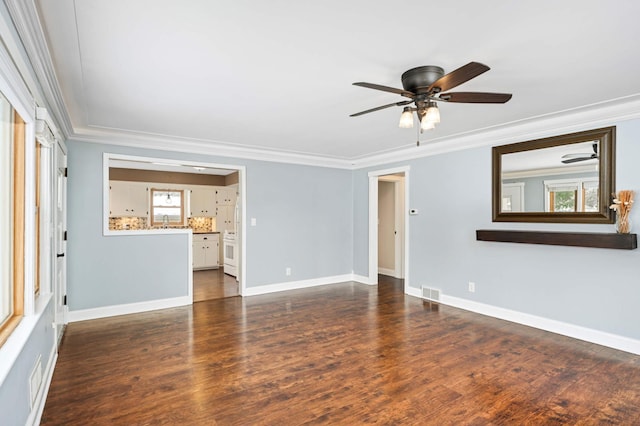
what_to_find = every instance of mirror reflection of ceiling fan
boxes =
[561,143,598,164]
[350,61,512,132]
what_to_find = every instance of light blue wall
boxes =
[353,118,640,340]
[245,160,354,284]
[0,303,56,426]
[67,143,190,310]
[66,140,354,310]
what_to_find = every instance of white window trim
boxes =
[544,177,599,212]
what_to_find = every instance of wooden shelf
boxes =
[476,230,637,250]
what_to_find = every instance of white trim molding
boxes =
[377,267,395,277]
[409,288,640,355]
[352,274,377,285]
[352,94,640,169]
[367,166,411,292]
[68,296,192,323]
[4,0,73,138]
[244,274,356,296]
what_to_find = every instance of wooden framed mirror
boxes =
[492,126,615,223]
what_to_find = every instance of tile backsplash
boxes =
[188,217,217,233]
[108,216,216,232]
[109,216,148,230]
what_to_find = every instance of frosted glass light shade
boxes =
[398,108,414,128]
[425,103,440,124]
[420,118,435,130]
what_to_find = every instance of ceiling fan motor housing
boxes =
[401,66,444,94]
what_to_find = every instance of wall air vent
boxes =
[421,286,441,302]
[29,355,43,408]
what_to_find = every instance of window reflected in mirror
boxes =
[492,127,615,223]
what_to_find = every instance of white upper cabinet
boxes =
[214,186,237,232]
[215,187,236,206]
[190,187,216,217]
[110,181,149,217]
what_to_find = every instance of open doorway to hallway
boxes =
[368,166,410,291]
[378,174,405,279]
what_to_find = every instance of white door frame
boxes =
[53,139,68,343]
[368,166,410,292]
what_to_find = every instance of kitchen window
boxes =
[150,188,185,227]
[0,91,25,347]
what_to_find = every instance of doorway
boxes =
[378,175,405,279]
[104,153,247,300]
[368,166,410,291]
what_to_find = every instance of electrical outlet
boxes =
[286,267,291,276]
[468,281,476,293]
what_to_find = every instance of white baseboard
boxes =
[28,348,57,426]
[352,274,377,285]
[405,286,421,298]
[68,296,192,322]
[244,274,361,296]
[377,267,395,277]
[418,292,640,355]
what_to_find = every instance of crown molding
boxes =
[5,0,74,138]
[0,26,34,120]
[60,93,640,171]
[350,94,640,169]
[68,128,355,169]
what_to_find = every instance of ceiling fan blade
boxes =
[428,62,490,93]
[439,92,513,103]
[349,100,412,117]
[561,153,592,159]
[561,156,596,164]
[352,82,415,99]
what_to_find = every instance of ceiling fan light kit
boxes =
[424,101,440,124]
[398,107,414,128]
[420,116,435,130]
[351,61,512,135]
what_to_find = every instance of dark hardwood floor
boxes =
[193,268,239,302]
[42,276,640,425]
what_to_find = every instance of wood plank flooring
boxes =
[42,276,640,425]
[193,268,239,302]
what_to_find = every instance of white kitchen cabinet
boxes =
[214,186,237,233]
[215,205,234,232]
[110,181,149,217]
[215,187,236,206]
[190,187,216,217]
[192,233,219,269]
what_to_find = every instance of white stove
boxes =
[223,230,237,277]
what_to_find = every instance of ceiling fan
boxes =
[561,143,598,164]
[350,61,512,132]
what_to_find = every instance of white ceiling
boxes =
[33,0,640,162]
